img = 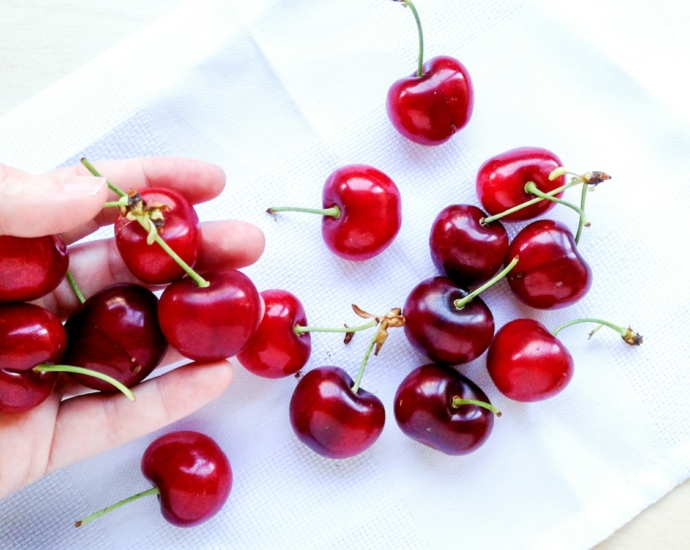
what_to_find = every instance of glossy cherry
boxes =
[268,165,402,261]
[506,219,592,309]
[0,234,69,303]
[387,1,473,145]
[76,430,232,528]
[236,289,311,379]
[63,283,168,391]
[158,269,262,362]
[403,276,494,365]
[115,188,201,284]
[394,363,497,455]
[0,302,64,413]
[429,204,509,288]
[476,147,565,222]
[289,366,385,459]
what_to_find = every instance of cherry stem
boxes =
[34,364,136,401]
[75,486,159,527]
[294,319,377,336]
[551,318,643,346]
[524,181,590,228]
[400,0,424,76]
[451,397,502,417]
[574,181,589,244]
[66,271,86,304]
[351,322,383,394]
[266,206,340,218]
[81,158,210,288]
[453,255,519,309]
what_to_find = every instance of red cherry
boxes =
[158,269,262,362]
[63,284,168,391]
[0,303,65,413]
[289,366,385,459]
[506,219,592,309]
[236,289,311,379]
[403,277,494,365]
[0,234,68,303]
[115,188,201,284]
[487,319,574,402]
[429,204,509,287]
[394,363,497,455]
[476,147,565,222]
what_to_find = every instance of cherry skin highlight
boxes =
[63,283,168,391]
[429,204,509,288]
[487,319,574,402]
[0,234,69,303]
[141,430,232,527]
[158,269,262,362]
[237,289,311,379]
[115,187,201,284]
[387,56,473,146]
[476,147,565,222]
[506,219,592,310]
[0,303,65,413]
[289,366,385,459]
[403,277,494,365]
[394,363,495,455]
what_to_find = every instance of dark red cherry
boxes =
[289,366,385,459]
[141,431,233,527]
[115,188,201,284]
[394,363,495,455]
[403,277,494,365]
[387,56,473,146]
[236,289,310,379]
[476,147,565,222]
[158,269,262,362]
[429,204,509,287]
[63,283,168,391]
[506,219,592,309]
[0,303,65,413]
[0,234,68,303]
[487,319,574,402]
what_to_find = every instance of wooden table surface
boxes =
[1,2,688,548]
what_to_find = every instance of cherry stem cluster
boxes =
[451,396,502,417]
[33,364,136,401]
[552,318,643,346]
[80,158,209,288]
[75,486,160,527]
[453,256,519,310]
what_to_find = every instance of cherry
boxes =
[0,234,68,303]
[387,1,473,145]
[63,283,168,391]
[506,219,592,309]
[487,318,641,402]
[394,363,499,455]
[476,147,565,222]
[76,430,232,528]
[115,187,201,284]
[268,164,402,261]
[429,204,509,288]
[158,269,262,362]
[0,302,64,413]
[289,366,385,459]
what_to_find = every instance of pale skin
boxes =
[0,157,265,500]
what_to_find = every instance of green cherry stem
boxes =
[524,181,590,228]
[66,271,86,304]
[351,322,383,394]
[33,364,136,401]
[75,487,160,527]
[399,0,424,76]
[81,157,126,197]
[266,206,340,218]
[294,319,378,336]
[451,396,502,417]
[574,180,589,244]
[453,256,519,310]
[552,318,643,346]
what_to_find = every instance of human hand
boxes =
[0,157,264,500]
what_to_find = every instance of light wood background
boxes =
[1,2,688,548]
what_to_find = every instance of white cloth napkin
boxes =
[2,1,689,548]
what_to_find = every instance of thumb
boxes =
[0,163,108,237]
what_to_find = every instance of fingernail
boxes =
[60,175,106,195]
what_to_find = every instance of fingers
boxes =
[45,360,234,476]
[0,163,108,238]
[39,219,266,319]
